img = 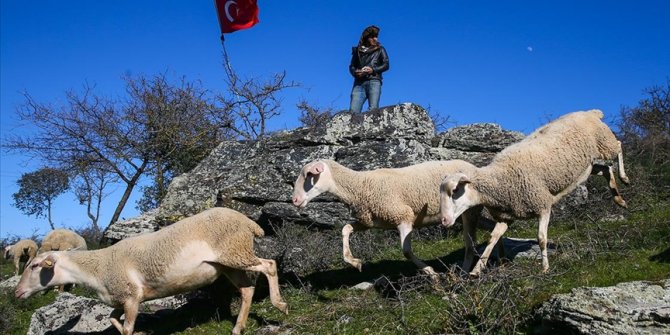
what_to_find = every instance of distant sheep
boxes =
[39,229,87,253]
[16,207,288,335]
[4,239,38,275]
[440,110,629,276]
[292,159,504,275]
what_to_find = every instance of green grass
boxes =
[163,202,669,334]
[1,202,668,334]
[0,288,58,335]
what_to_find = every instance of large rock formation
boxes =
[103,103,524,244]
[29,103,645,334]
[536,279,670,334]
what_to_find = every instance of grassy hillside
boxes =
[2,198,668,334]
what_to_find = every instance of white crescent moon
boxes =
[224,0,237,22]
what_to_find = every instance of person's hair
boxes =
[357,25,380,47]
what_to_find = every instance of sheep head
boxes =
[292,160,335,208]
[4,245,12,260]
[439,173,476,227]
[15,252,58,299]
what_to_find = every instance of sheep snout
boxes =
[292,195,307,208]
[441,215,455,228]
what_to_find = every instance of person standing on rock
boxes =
[348,25,390,114]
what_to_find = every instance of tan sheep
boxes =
[15,207,288,335]
[440,110,630,277]
[4,239,38,275]
[292,159,504,276]
[39,229,88,253]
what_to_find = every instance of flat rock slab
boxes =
[27,292,189,335]
[536,279,670,335]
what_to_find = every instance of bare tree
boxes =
[425,105,454,133]
[297,100,333,130]
[72,160,114,231]
[4,73,223,228]
[216,66,300,140]
[124,74,223,211]
[618,81,670,166]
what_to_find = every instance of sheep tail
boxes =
[251,224,265,238]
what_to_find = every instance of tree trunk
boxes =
[107,162,147,228]
[47,199,55,230]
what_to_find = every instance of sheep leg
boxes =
[470,222,508,277]
[538,209,552,273]
[460,211,478,273]
[398,222,436,276]
[475,215,508,263]
[617,142,630,184]
[14,257,20,276]
[592,164,627,208]
[222,268,256,335]
[342,223,364,271]
[109,308,124,334]
[121,299,140,335]
[245,259,288,314]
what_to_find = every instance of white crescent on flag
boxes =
[224,0,237,22]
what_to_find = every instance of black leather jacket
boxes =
[349,45,390,83]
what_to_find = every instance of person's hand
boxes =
[362,66,373,73]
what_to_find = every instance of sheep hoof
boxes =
[614,196,628,208]
[422,266,438,277]
[276,301,289,315]
[621,176,631,185]
[351,260,363,272]
[468,271,481,279]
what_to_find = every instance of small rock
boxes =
[0,275,20,291]
[337,315,353,325]
[351,281,375,290]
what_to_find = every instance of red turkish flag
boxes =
[215,0,259,34]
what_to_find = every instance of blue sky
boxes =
[2,1,669,238]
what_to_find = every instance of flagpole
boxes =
[220,34,241,107]
[220,35,236,81]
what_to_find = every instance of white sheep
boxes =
[39,228,88,253]
[439,110,630,277]
[4,239,38,275]
[292,159,504,276]
[15,207,288,335]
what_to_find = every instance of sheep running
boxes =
[439,110,630,277]
[292,159,504,276]
[15,207,288,335]
[39,229,88,253]
[4,239,38,275]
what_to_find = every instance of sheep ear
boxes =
[443,174,470,196]
[308,162,326,175]
[40,257,55,268]
[458,175,471,184]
